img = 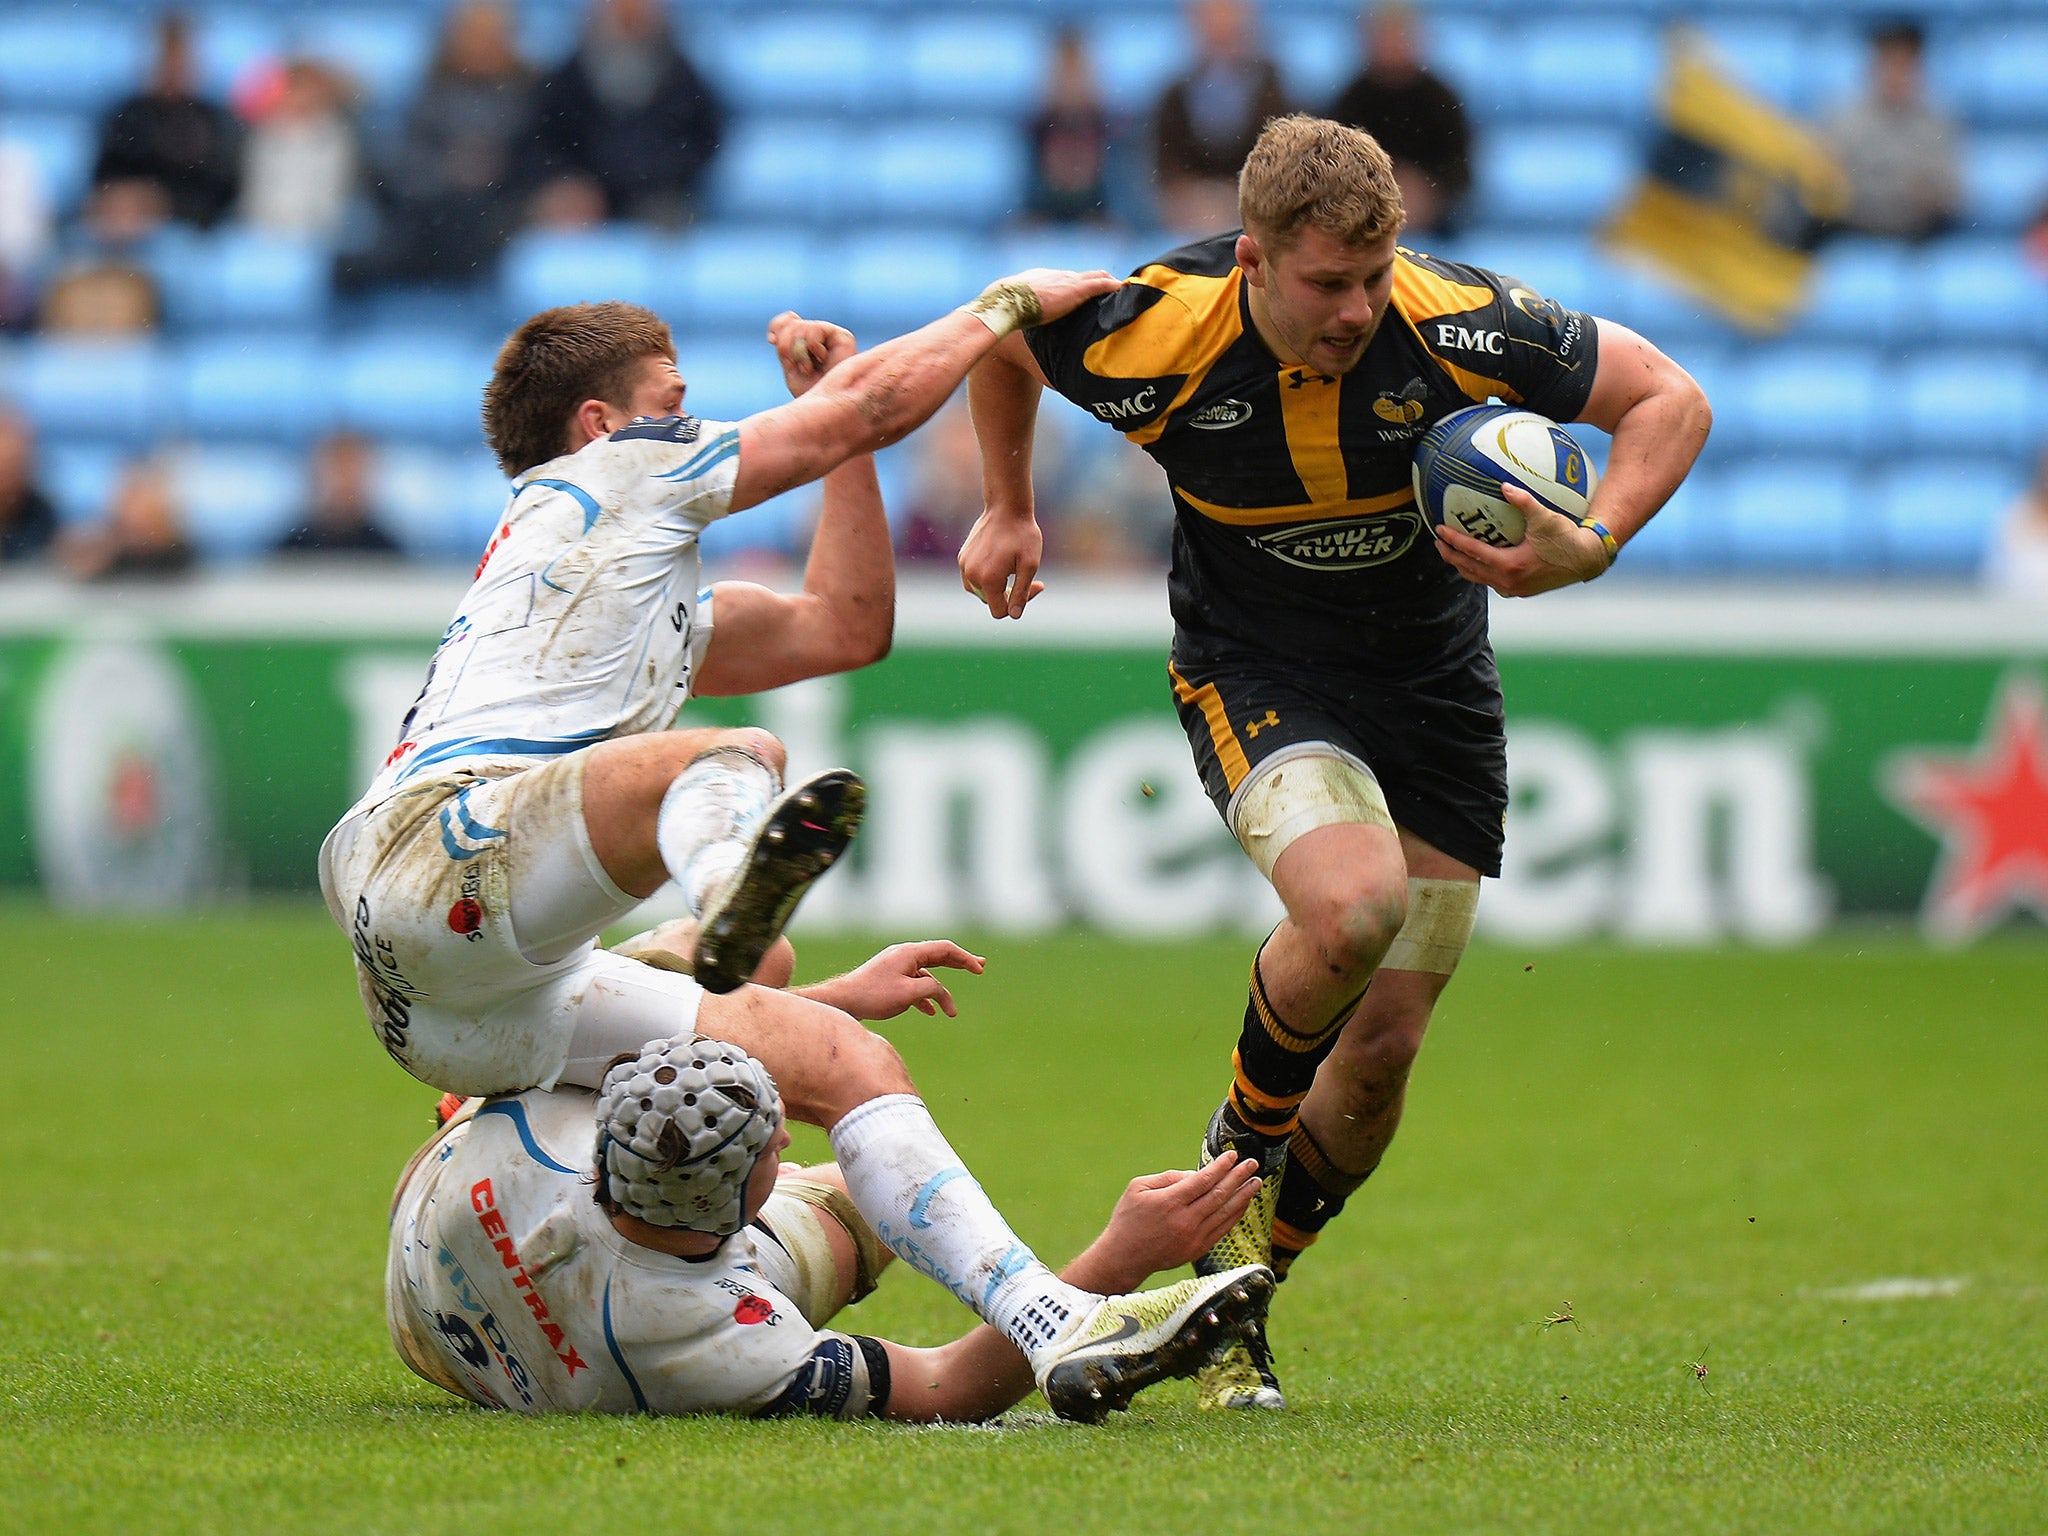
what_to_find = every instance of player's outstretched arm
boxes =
[959,331,1054,620]
[725,269,1118,516]
[695,316,895,697]
[873,1153,1261,1423]
[791,939,986,1020]
[1433,321,1712,599]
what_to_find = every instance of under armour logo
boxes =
[1244,710,1281,738]
[1285,369,1336,390]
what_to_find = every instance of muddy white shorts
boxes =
[322,754,704,1096]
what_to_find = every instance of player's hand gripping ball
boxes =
[1412,403,1598,548]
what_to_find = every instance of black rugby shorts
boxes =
[1167,652,1508,878]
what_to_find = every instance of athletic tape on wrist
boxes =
[959,280,1043,339]
[1380,878,1479,976]
[1577,516,1619,571]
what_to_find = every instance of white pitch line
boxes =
[1821,1277,1971,1301]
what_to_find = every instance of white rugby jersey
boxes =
[351,417,741,816]
[389,1088,860,1417]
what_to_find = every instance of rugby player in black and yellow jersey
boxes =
[960,116,1711,1411]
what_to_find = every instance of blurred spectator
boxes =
[91,12,242,231]
[59,459,194,581]
[38,182,165,334]
[1024,30,1117,227]
[2023,194,2048,279]
[341,1,536,288]
[528,0,725,229]
[1051,436,1173,570]
[0,136,53,331]
[0,408,58,563]
[1152,0,1290,235]
[1985,447,2048,600]
[276,433,400,555]
[1328,3,1471,238]
[239,60,362,242]
[1824,20,1959,242]
[895,398,983,564]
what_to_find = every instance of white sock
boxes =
[655,749,779,916]
[829,1094,1098,1367]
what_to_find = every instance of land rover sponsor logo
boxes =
[1187,398,1252,430]
[1247,509,1424,570]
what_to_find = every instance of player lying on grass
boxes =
[960,116,1711,1409]
[322,274,1110,1109]
[392,941,1271,1422]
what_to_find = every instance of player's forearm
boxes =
[969,348,1043,520]
[810,311,1004,454]
[1590,378,1711,544]
[802,453,894,667]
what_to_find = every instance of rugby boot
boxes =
[433,1092,470,1129]
[1037,1265,1274,1425]
[693,769,865,994]
[1192,1101,1291,1410]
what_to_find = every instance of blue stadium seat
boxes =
[1962,135,2048,233]
[899,15,1052,116]
[1510,18,1659,123]
[177,335,334,443]
[377,445,506,561]
[707,119,849,225]
[674,337,794,422]
[698,13,882,114]
[1899,350,2041,455]
[1923,239,2048,344]
[1690,18,1805,111]
[18,339,174,445]
[500,227,662,318]
[1475,129,1635,230]
[295,10,433,117]
[1793,23,1871,118]
[338,336,495,441]
[169,445,303,558]
[1612,465,1716,574]
[1451,233,1593,308]
[39,441,126,526]
[1719,459,1862,572]
[1272,13,1358,109]
[0,112,95,215]
[664,228,832,333]
[1788,238,1910,345]
[1587,255,1731,348]
[1083,17,1193,116]
[155,231,331,330]
[1873,456,2028,575]
[0,11,145,112]
[192,11,287,101]
[1720,347,1882,455]
[990,228,1148,284]
[1423,17,1500,117]
[1960,21,2048,127]
[836,230,982,338]
[857,120,1028,226]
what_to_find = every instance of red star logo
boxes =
[1883,676,2048,942]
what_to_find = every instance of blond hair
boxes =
[1238,114,1405,250]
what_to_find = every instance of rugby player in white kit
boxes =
[330,272,1273,1414]
[391,1037,1269,1423]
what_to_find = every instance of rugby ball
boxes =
[1411,404,1597,548]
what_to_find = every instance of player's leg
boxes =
[575,727,864,994]
[1272,831,1479,1278]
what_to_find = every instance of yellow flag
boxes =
[1603,33,1850,333]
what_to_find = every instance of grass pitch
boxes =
[2,910,2044,1535]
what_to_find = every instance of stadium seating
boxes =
[0,0,2042,581]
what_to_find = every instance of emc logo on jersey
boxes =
[1090,386,1158,422]
[1434,324,1505,355]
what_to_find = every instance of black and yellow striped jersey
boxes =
[1025,231,1599,681]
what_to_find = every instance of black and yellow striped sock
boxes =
[1223,955,1365,1144]
[1270,1122,1371,1281]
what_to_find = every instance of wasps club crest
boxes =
[1247,509,1425,571]
[1372,378,1429,426]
